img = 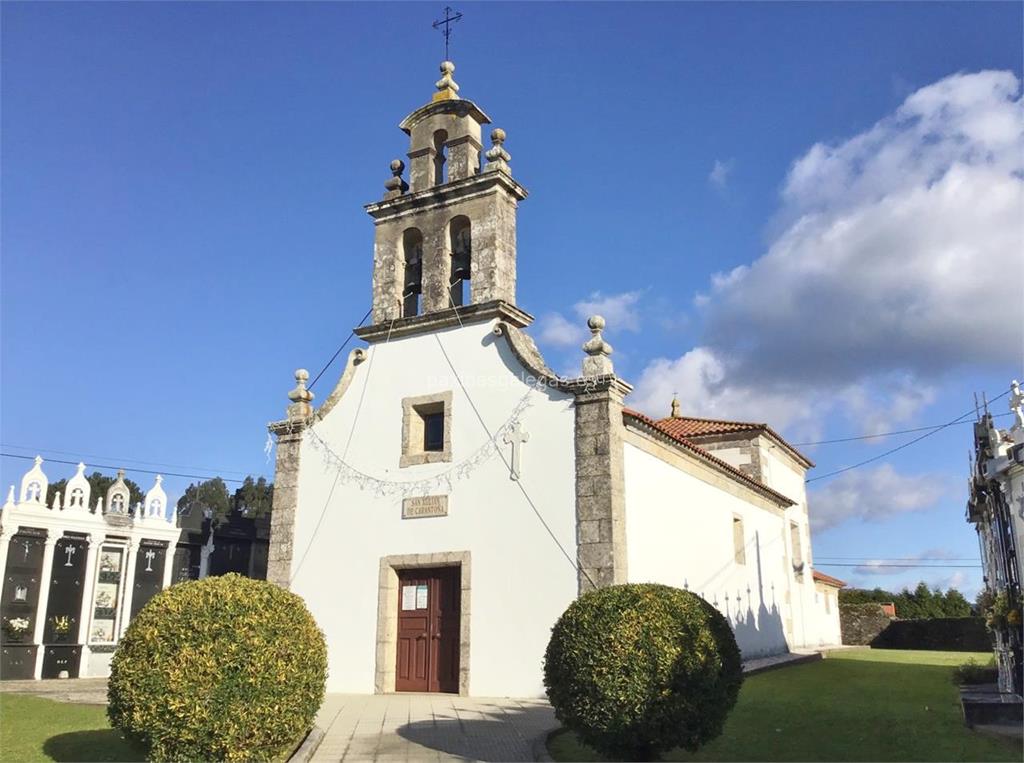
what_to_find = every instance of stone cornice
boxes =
[355,301,533,343]
[398,98,491,134]
[491,321,634,399]
[364,171,528,221]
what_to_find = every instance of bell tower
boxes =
[360,62,530,337]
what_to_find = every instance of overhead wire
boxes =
[307,307,372,391]
[805,388,1012,484]
[792,411,1014,446]
[0,452,245,484]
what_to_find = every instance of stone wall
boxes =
[839,603,893,645]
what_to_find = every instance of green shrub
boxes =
[108,574,327,762]
[543,584,743,761]
[952,657,998,685]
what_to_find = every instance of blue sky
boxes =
[3,2,1021,597]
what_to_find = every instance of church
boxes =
[267,61,842,697]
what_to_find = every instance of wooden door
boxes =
[396,567,460,693]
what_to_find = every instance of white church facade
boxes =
[267,62,842,697]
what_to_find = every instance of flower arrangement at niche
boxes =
[50,615,73,641]
[984,590,1022,631]
[3,616,30,641]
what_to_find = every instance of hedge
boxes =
[544,584,742,761]
[871,617,991,652]
[108,574,327,762]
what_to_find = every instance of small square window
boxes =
[401,392,452,467]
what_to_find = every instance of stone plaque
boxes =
[401,495,448,519]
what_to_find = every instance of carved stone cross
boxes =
[145,549,156,572]
[63,545,76,567]
[503,422,530,481]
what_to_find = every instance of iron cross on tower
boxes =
[432,6,462,61]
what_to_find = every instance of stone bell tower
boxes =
[360,62,530,336]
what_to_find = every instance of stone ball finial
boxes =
[435,61,460,98]
[491,128,506,145]
[295,368,309,383]
[581,315,614,377]
[384,159,409,196]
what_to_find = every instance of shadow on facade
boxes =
[397,703,555,762]
[722,531,789,659]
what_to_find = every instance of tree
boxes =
[176,478,232,523]
[840,582,975,618]
[46,471,145,509]
[235,476,273,518]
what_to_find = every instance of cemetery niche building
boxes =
[0,460,179,680]
[267,61,843,697]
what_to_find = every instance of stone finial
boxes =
[384,159,409,199]
[484,128,512,174]
[671,396,681,418]
[433,61,460,102]
[582,315,614,377]
[287,368,315,420]
[52,490,62,511]
[1010,379,1024,430]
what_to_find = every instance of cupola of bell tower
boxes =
[359,61,530,340]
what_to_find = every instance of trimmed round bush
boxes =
[544,584,742,761]
[108,573,327,762]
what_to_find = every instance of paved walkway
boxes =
[0,677,107,704]
[310,693,555,762]
[0,650,830,761]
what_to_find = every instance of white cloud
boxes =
[535,290,643,359]
[709,158,734,190]
[535,312,587,348]
[632,70,1024,432]
[808,464,948,532]
[573,290,643,332]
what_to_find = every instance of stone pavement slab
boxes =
[0,677,108,705]
[310,693,556,762]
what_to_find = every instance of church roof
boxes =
[812,569,847,588]
[622,409,796,507]
[654,415,815,469]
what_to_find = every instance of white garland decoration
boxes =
[304,382,540,498]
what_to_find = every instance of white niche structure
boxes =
[0,459,180,679]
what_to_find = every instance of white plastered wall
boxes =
[759,440,841,647]
[623,439,796,659]
[290,320,578,697]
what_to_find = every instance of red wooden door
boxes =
[396,567,460,693]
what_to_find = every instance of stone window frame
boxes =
[400,391,453,468]
[374,551,471,696]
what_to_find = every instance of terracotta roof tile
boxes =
[622,409,795,508]
[812,569,847,588]
[653,415,765,439]
[651,414,814,469]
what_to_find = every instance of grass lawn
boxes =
[0,694,144,762]
[547,649,1023,762]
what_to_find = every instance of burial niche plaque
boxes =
[401,495,448,519]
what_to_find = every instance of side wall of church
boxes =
[622,441,795,659]
[289,321,578,697]
[757,442,839,647]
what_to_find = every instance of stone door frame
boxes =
[375,551,471,696]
